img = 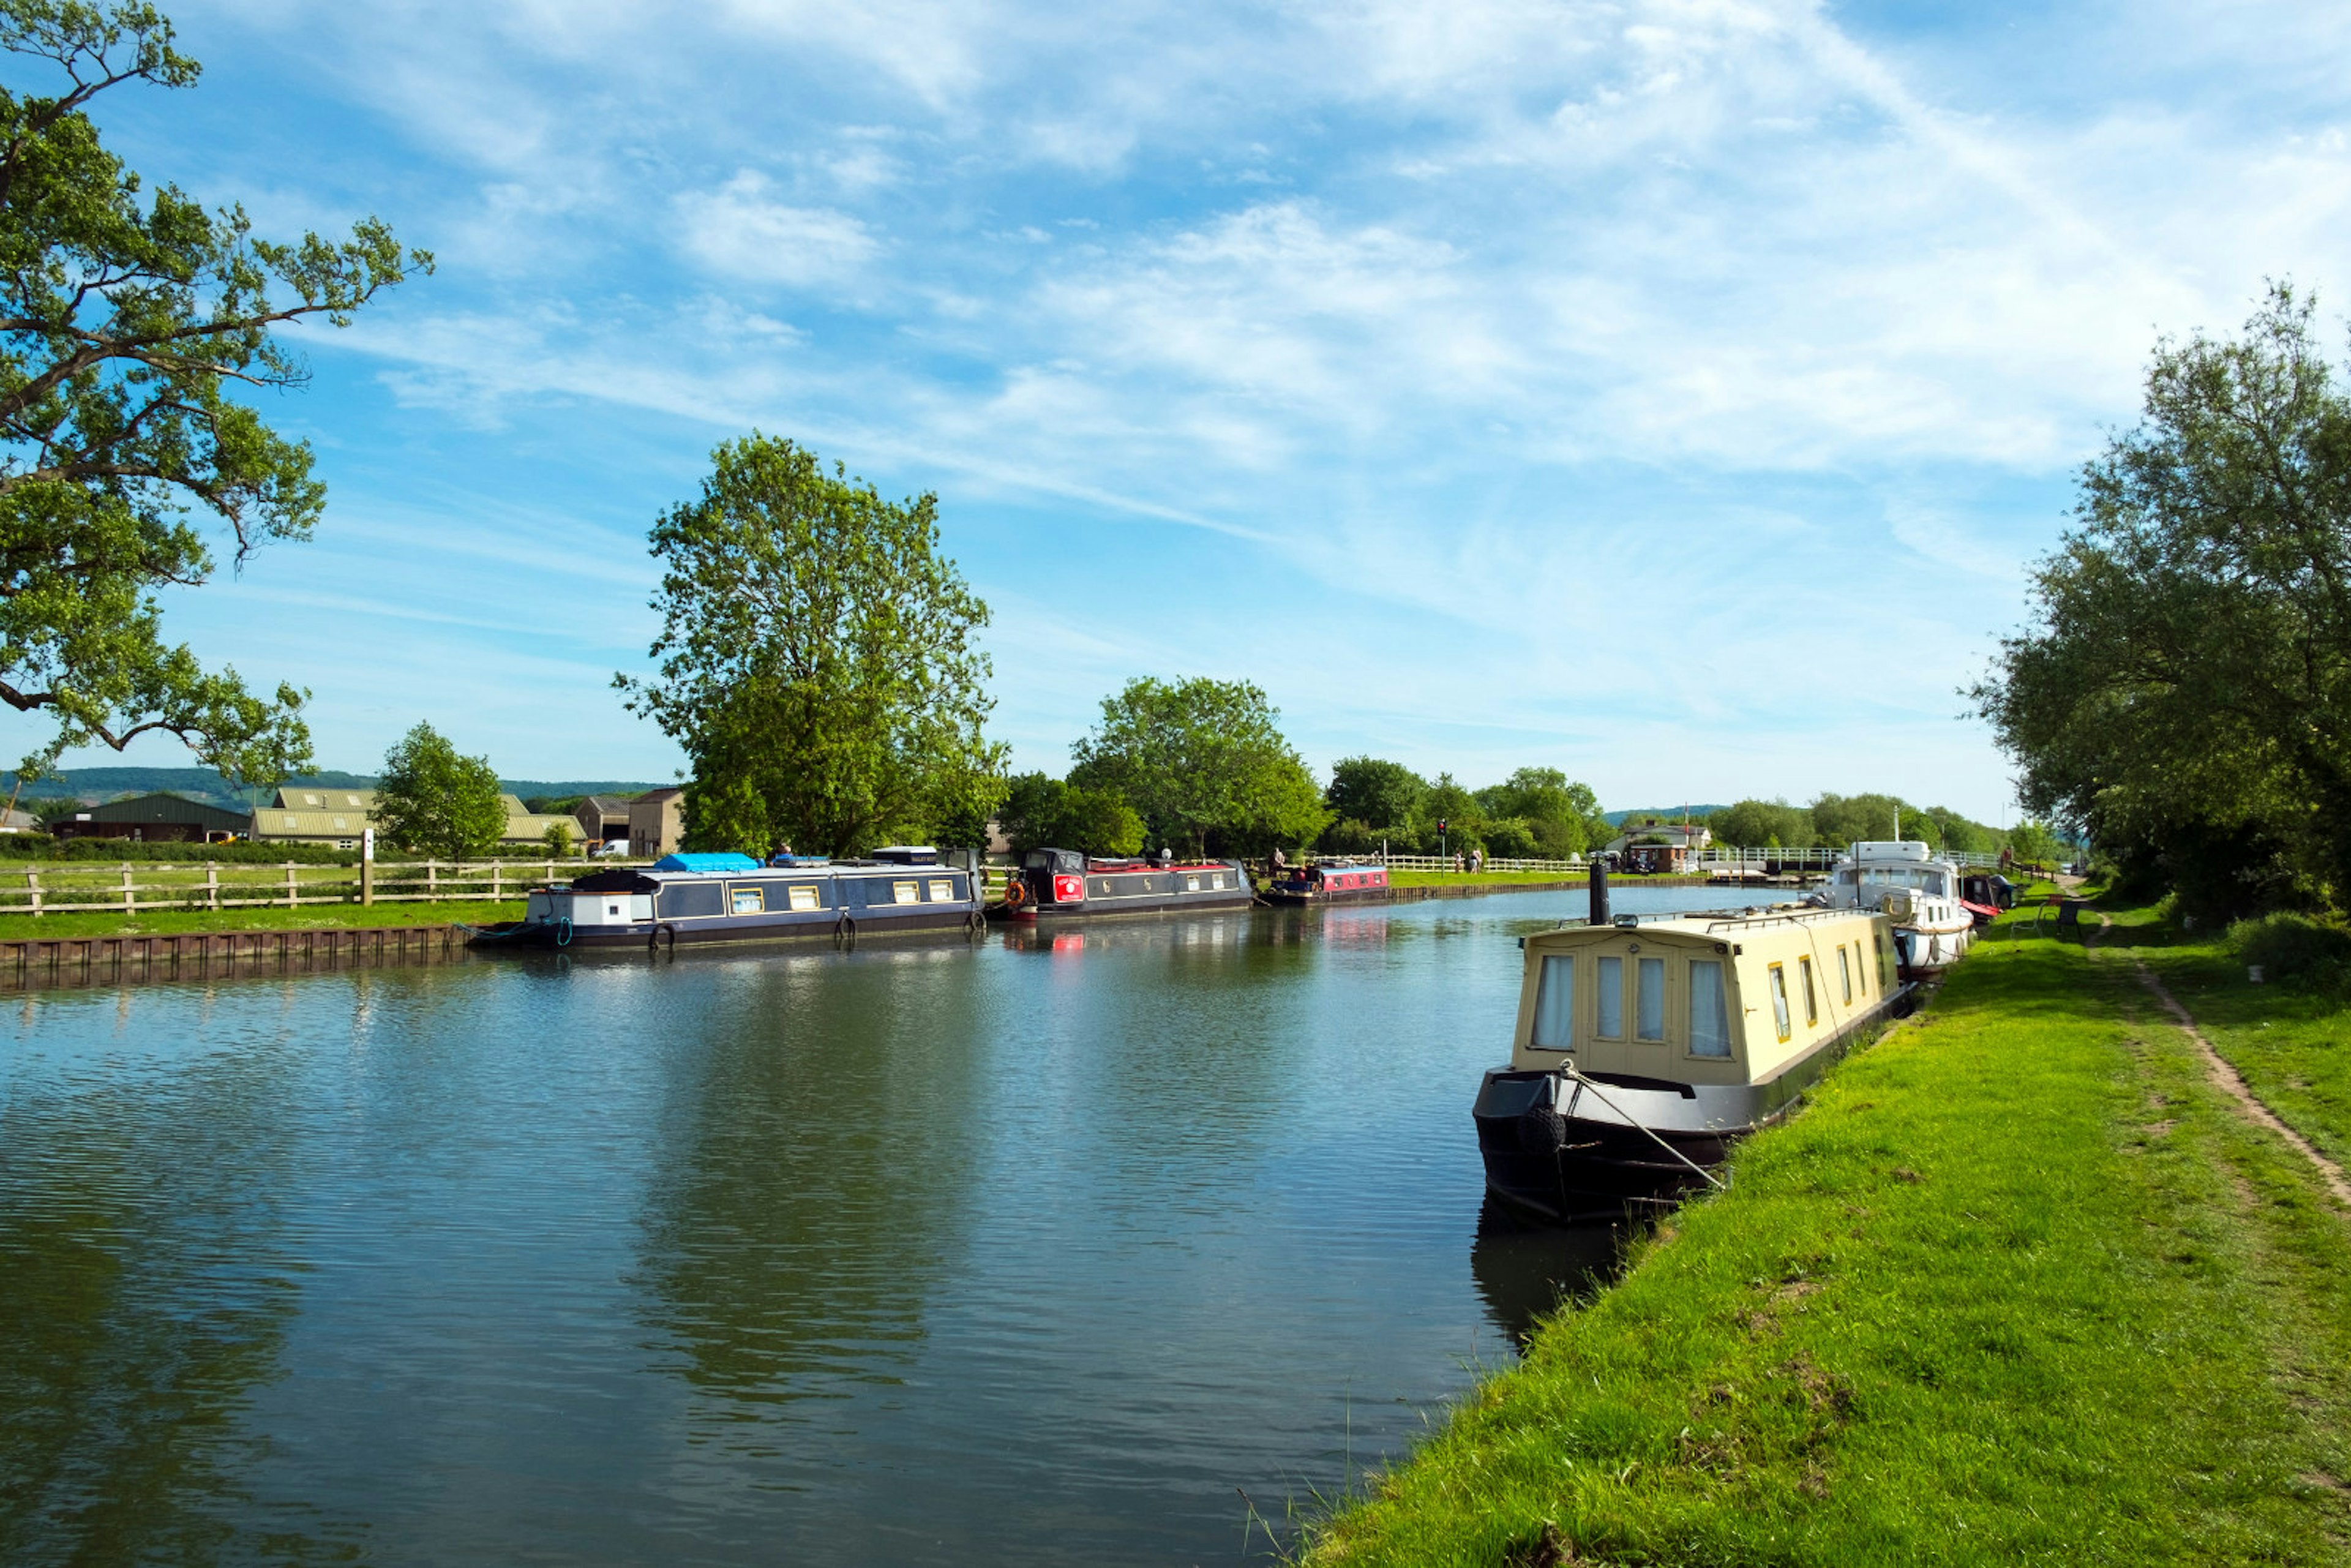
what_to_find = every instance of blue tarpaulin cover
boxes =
[653,852,760,873]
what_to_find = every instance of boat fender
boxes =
[1518,1103,1568,1156]
[557,916,571,948]
[834,913,857,943]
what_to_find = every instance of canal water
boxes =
[0,886,1764,1565]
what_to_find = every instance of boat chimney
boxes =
[1589,853,1610,927]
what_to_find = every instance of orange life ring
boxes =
[1003,879,1030,908]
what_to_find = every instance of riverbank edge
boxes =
[1299,902,2351,1566]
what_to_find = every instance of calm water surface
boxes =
[1,886,1761,1565]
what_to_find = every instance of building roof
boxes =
[504,812,582,843]
[580,794,636,813]
[85,792,252,830]
[274,786,375,812]
[633,786,685,805]
[253,808,371,838]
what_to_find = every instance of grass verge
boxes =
[0,901,522,939]
[1302,908,2351,1566]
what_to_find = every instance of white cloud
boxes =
[674,172,883,286]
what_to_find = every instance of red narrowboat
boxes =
[998,848,1254,921]
[1263,861,1391,905]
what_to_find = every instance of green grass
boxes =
[2105,909,2351,1174]
[1303,907,2351,1566]
[0,901,523,939]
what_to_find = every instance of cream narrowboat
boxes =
[1472,903,1911,1223]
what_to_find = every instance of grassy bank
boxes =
[1304,908,2351,1565]
[0,901,522,939]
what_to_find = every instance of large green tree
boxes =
[1475,767,1606,858]
[1068,676,1327,857]
[0,1,426,789]
[620,434,1005,857]
[995,770,1144,857]
[1974,285,2351,912]
[375,722,504,860]
[1709,798,1812,850]
[1325,756,1426,831]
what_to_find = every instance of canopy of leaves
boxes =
[1068,676,1327,857]
[618,434,1005,857]
[996,771,1145,857]
[1325,756,1427,831]
[1974,284,2351,914]
[374,722,504,860]
[0,1,426,787]
[1474,767,1607,858]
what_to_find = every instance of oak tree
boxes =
[0,1,428,789]
[620,434,1004,857]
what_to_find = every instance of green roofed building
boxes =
[52,792,251,843]
[252,785,591,850]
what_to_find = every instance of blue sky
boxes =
[32,0,2351,820]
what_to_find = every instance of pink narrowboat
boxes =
[1263,861,1391,905]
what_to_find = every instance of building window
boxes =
[1595,955,1624,1038]
[1689,961,1731,1057]
[1800,956,1818,1025]
[1768,963,1791,1041]
[1637,957,1666,1041]
[1531,955,1574,1050]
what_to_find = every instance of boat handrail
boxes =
[1701,906,1864,934]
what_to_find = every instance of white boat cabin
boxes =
[1510,907,1897,1085]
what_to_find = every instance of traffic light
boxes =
[1437,818,1448,833]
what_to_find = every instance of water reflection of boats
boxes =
[473,848,984,950]
[1474,871,1910,1223]
[1469,1198,1624,1348]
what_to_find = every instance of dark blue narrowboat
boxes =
[475,849,985,950]
[999,848,1253,921]
[1263,860,1390,905]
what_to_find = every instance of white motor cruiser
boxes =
[1818,840,1978,978]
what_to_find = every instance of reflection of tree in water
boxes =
[0,1027,345,1565]
[1468,1199,1627,1350]
[632,951,983,1426]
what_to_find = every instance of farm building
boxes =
[251,786,589,849]
[51,792,252,843]
[628,787,685,857]
[572,795,635,848]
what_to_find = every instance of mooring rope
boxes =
[1561,1064,1728,1191]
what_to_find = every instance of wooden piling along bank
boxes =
[0,924,471,994]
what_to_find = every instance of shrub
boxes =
[2222,912,2351,984]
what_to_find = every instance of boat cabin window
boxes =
[1212,874,1228,889]
[1768,964,1792,1042]
[1689,961,1731,1057]
[1799,956,1818,1025]
[1852,941,1866,994]
[1839,945,1853,1003]
[1595,956,1624,1039]
[928,879,955,901]
[1636,958,1665,1041]
[893,880,921,904]
[789,883,822,912]
[1183,874,1201,892]
[1530,955,1574,1051]
[1873,932,1891,988]
[659,882,724,919]
[730,886,765,915]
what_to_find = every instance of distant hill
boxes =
[15,767,672,810]
[1603,805,1731,827]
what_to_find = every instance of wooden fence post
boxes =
[284,863,298,908]
[427,861,438,901]
[121,864,134,914]
[207,863,219,912]
[28,868,40,918]
[491,862,503,902]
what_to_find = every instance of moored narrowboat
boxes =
[1263,860,1390,904]
[475,850,984,950]
[1472,900,1911,1223]
[999,847,1252,921]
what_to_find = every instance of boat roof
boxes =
[1525,904,1879,948]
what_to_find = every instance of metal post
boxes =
[361,828,375,907]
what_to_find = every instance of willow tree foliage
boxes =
[1975,284,2351,913]
[1068,676,1327,857]
[620,435,1004,857]
[375,722,504,860]
[0,1,427,787]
